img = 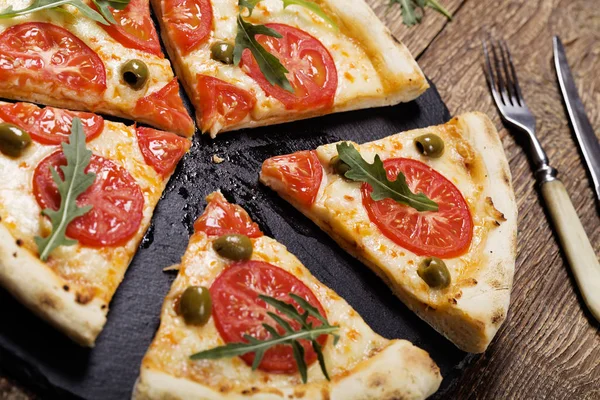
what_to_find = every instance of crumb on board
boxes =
[212,155,225,164]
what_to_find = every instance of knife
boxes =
[553,36,600,203]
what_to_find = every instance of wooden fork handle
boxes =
[541,179,600,322]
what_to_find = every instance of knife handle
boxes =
[541,179,600,322]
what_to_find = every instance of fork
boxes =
[483,39,600,322]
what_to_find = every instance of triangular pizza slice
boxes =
[260,113,518,353]
[0,0,194,136]
[0,101,191,346]
[134,191,442,400]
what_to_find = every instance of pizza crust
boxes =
[0,224,106,346]
[260,112,517,353]
[134,340,441,400]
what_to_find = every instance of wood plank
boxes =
[416,0,600,398]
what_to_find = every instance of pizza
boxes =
[0,0,195,136]
[151,0,428,137]
[134,191,442,399]
[0,101,190,346]
[260,113,518,353]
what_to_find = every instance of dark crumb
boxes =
[63,285,69,292]
[15,239,23,247]
[101,304,107,310]
[12,252,17,258]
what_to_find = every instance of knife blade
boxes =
[553,36,600,203]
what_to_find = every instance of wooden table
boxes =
[2,0,599,398]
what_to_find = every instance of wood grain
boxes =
[2,0,599,399]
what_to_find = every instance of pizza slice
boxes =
[260,113,518,353]
[134,192,442,399]
[0,0,195,136]
[0,101,191,346]
[151,0,428,137]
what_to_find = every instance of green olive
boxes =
[210,42,235,65]
[213,234,253,260]
[179,286,212,325]
[120,59,149,90]
[414,134,445,158]
[330,155,350,176]
[417,257,451,289]
[0,123,31,157]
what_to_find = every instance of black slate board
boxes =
[0,84,474,399]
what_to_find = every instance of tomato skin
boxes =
[196,74,256,133]
[0,23,106,94]
[136,127,190,177]
[361,158,473,258]
[0,103,104,145]
[33,151,145,247]
[97,0,162,56]
[241,24,337,111]
[162,0,213,55]
[210,261,328,373]
[133,78,195,137]
[194,192,262,238]
[261,150,323,207]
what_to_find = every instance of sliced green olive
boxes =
[120,59,149,90]
[179,286,212,326]
[417,257,451,289]
[0,123,31,157]
[213,234,253,260]
[330,155,350,176]
[210,42,234,65]
[414,134,445,158]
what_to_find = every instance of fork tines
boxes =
[483,39,526,109]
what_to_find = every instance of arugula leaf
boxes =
[336,142,438,212]
[234,15,293,93]
[0,0,109,24]
[282,0,338,30]
[389,0,451,26]
[34,118,96,261]
[239,0,261,16]
[190,293,339,383]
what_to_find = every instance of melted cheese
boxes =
[0,0,175,122]
[262,120,503,308]
[0,102,171,304]
[142,225,391,393]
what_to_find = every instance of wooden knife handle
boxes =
[541,179,600,322]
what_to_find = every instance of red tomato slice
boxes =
[99,0,162,56]
[196,74,256,133]
[194,192,262,238]
[261,150,323,207]
[162,0,213,54]
[241,24,338,111]
[0,103,104,145]
[362,158,473,258]
[33,151,145,247]
[134,78,194,136]
[136,127,190,177]
[0,23,106,94]
[210,261,328,373]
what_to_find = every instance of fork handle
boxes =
[541,179,600,322]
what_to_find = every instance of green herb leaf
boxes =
[234,15,293,93]
[336,142,438,212]
[282,0,337,30]
[34,118,96,261]
[388,0,451,26]
[0,0,113,24]
[190,293,339,383]
[239,0,261,16]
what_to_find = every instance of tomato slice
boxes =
[98,0,162,56]
[241,24,337,111]
[133,78,195,137]
[136,127,190,177]
[210,261,328,373]
[0,23,106,94]
[162,0,213,55]
[33,151,145,247]
[194,192,262,238]
[0,103,104,145]
[261,150,323,207]
[362,158,473,258]
[196,74,256,133]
